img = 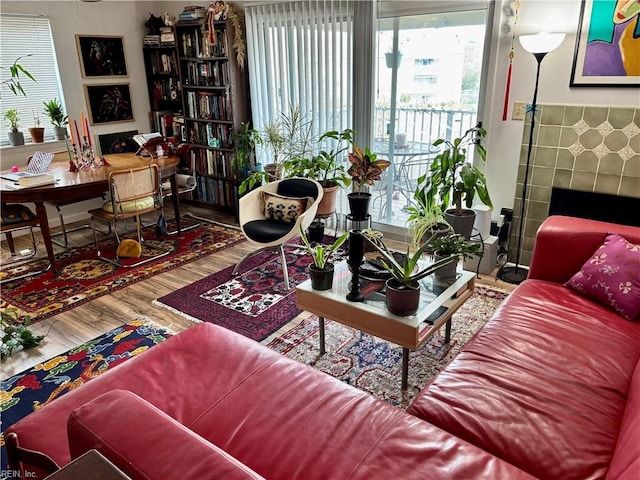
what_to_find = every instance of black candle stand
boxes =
[346,229,365,302]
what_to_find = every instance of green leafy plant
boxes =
[299,224,348,270]
[32,110,42,127]
[346,145,391,192]
[1,55,36,96]
[426,233,483,259]
[283,128,355,189]
[43,98,68,127]
[427,125,493,215]
[231,121,261,179]
[1,308,45,359]
[4,108,20,132]
[406,173,452,248]
[363,230,457,288]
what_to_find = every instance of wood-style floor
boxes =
[0,204,516,379]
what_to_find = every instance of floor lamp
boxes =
[498,32,565,285]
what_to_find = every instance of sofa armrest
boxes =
[528,216,640,284]
[67,389,265,480]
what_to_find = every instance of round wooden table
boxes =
[1,153,181,275]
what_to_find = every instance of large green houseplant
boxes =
[426,124,493,237]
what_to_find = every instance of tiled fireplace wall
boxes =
[514,104,639,266]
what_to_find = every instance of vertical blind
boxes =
[0,14,65,145]
[245,0,354,151]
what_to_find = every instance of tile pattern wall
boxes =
[514,105,639,265]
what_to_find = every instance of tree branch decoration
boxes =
[227,4,247,71]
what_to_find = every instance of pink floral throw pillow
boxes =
[564,233,640,321]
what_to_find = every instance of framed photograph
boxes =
[97,130,139,157]
[76,35,128,78]
[85,83,134,125]
[570,0,640,87]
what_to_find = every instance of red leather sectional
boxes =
[6,216,640,479]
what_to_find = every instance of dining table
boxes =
[0,152,182,276]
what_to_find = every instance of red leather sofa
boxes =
[409,216,640,480]
[6,216,639,479]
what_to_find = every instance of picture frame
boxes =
[97,130,139,157]
[570,0,640,87]
[84,83,134,125]
[76,35,128,78]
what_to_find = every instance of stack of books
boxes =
[178,5,207,23]
[144,34,160,47]
[160,27,175,45]
[2,172,56,189]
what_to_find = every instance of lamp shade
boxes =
[519,32,565,54]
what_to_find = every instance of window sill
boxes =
[0,139,68,152]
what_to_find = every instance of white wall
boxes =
[483,0,640,218]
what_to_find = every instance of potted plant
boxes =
[426,233,483,278]
[426,124,493,237]
[284,128,354,217]
[231,122,261,180]
[346,144,391,219]
[3,108,24,146]
[364,231,457,316]
[407,173,453,249]
[28,111,45,143]
[299,224,348,290]
[43,98,68,140]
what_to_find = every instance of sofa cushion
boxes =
[564,233,640,321]
[68,390,265,480]
[407,279,640,480]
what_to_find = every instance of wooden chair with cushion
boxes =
[232,177,323,291]
[1,204,51,283]
[87,165,171,268]
[28,151,109,248]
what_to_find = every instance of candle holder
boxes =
[71,139,102,171]
[346,229,365,302]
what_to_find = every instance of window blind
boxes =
[245,1,354,148]
[1,14,65,145]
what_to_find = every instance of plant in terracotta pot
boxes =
[346,144,391,220]
[425,233,483,278]
[28,111,45,143]
[43,98,68,140]
[426,124,492,237]
[299,224,348,290]
[363,231,457,316]
[3,108,24,146]
[284,128,354,217]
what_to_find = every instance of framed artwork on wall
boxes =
[570,0,640,87]
[76,35,128,78]
[85,83,134,125]
[97,130,139,157]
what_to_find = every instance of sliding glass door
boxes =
[371,7,490,230]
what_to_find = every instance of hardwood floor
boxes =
[0,205,516,379]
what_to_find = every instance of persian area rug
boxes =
[268,285,509,407]
[0,221,245,324]
[154,236,346,342]
[0,318,172,472]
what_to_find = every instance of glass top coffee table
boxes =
[296,260,475,389]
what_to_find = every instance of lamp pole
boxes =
[498,33,564,285]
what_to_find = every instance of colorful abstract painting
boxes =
[571,0,640,86]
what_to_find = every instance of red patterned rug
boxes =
[268,285,509,407]
[154,237,346,342]
[0,221,245,324]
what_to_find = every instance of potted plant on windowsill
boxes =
[363,231,457,316]
[43,98,68,140]
[346,144,391,220]
[426,124,493,237]
[299,224,349,290]
[426,233,483,278]
[3,109,24,146]
[28,112,45,143]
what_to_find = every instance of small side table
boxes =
[45,450,131,480]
